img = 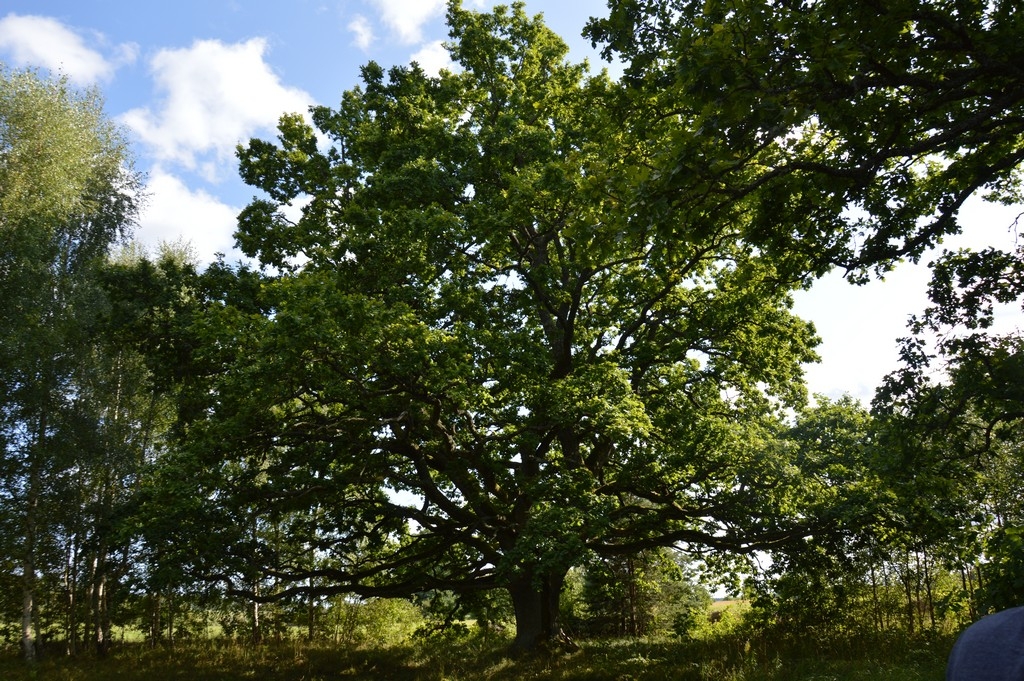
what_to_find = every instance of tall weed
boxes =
[0,629,951,681]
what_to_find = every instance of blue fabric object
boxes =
[947,606,1024,680]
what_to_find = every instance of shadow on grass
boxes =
[0,631,952,681]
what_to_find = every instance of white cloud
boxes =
[410,40,452,77]
[111,41,141,69]
[120,38,313,179]
[136,169,240,262]
[794,267,930,403]
[348,15,375,50]
[370,0,446,44]
[792,195,1024,403]
[0,13,136,84]
[279,194,313,226]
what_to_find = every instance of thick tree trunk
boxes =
[507,570,567,655]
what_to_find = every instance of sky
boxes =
[1,0,1020,405]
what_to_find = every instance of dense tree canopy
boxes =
[0,65,142,660]
[586,0,1024,278]
[872,244,1024,613]
[3,0,1023,661]
[586,1,1024,628]
[162,2,824,651]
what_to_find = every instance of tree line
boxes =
[1,0,1022,660]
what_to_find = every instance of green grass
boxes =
[0,632,951,681]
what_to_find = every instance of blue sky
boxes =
[2,0,1019,402]
[0,0,612,258]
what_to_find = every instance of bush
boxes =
[980,526,1024,613]
[326,597,423,647]
[574,548,712,638]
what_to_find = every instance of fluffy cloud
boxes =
[348,15,375,50]
[792,196,1024,402]
[120,38,313,178]
[410,40,453,77]
[0,13,137,84]
[369,0,446,44]
[135,169,240,262]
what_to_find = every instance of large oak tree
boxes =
[166,2,822,652]
[587,0,1024,277]
[588,0,1024,627]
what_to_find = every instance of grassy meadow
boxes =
[0,627,952,681]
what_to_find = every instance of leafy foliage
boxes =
[575,548,710,638]
[586,0,1024,279]
[586,0,1024,637]
[4,0,1023,663]
[160,0,821,651]
[0,65,142,660]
